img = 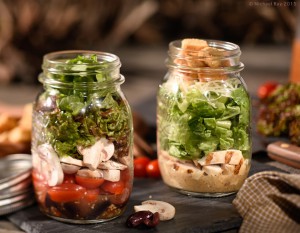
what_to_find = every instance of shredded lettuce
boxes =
[157,78,251,159]
[38,55,130,158]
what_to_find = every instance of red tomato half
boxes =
[257,81,278,99]
[75,175,105,189]
[84,188,101,203]
[101,180,125,195]
[146,159,161,178]
[48,183,86,203]
[134,157,151,177]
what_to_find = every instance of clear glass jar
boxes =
[31,51,133,223]
[157,39,251,197]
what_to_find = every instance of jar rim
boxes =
[40,50,124,87]
[169,39,241,57]
[43,50,121,70]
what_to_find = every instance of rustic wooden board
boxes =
[8,160,279,233]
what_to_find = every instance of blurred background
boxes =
[0,0,298,123]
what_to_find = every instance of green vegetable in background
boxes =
[257,83,300,145]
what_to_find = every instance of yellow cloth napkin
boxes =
[233,171,300,233]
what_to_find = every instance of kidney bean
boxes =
[126,211,160,228]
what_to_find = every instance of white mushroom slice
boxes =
[98,160,127,170]
[78,140,104,170]
[118,156,130,167]
[37,143,64,186]
[60,156,83,167]
[76,168,103,178]
[100,138,115,161]
[134,200,176,221]
[221,164,235,175]
[102,169,120,182]
[202,165,223,176]
[61,163,81,174]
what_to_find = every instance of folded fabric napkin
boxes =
[233,171,300,233]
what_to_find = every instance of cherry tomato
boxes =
[84,188,101,202]
[110,187,130,205]
[101,180,125,195]
[75,175,105,189]
[257,81,278,99]
[134,157,151,177]
[146,159,161,178]
[48,183,86,202]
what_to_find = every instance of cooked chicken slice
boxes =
[221,164,235,175]
[202,165,223,176]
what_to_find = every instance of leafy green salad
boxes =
[157,78,251,160]
[36,54,130,159]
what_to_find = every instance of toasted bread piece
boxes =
[0,114,18,133]
[182,39,208,52]
[19,103,32,131]
[7,126,31,143]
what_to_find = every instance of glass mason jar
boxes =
[157,39,251,197]
[31,51,133,223]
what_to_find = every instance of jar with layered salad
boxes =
[157,39,251,197]
[31,51,133,223]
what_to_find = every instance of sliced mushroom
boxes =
[98,160,127,170]
[102,169,120,182]
[134,200,175,221]
[99,137,115,161]
[76,168,103,178]
[78,139,104,170]
[60,156,83,174]
[61,163,81,174]
[37,143,64,186]
[60,156,83,167]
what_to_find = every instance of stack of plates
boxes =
[0,154,34,216]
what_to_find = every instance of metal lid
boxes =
[0,154,34,215]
